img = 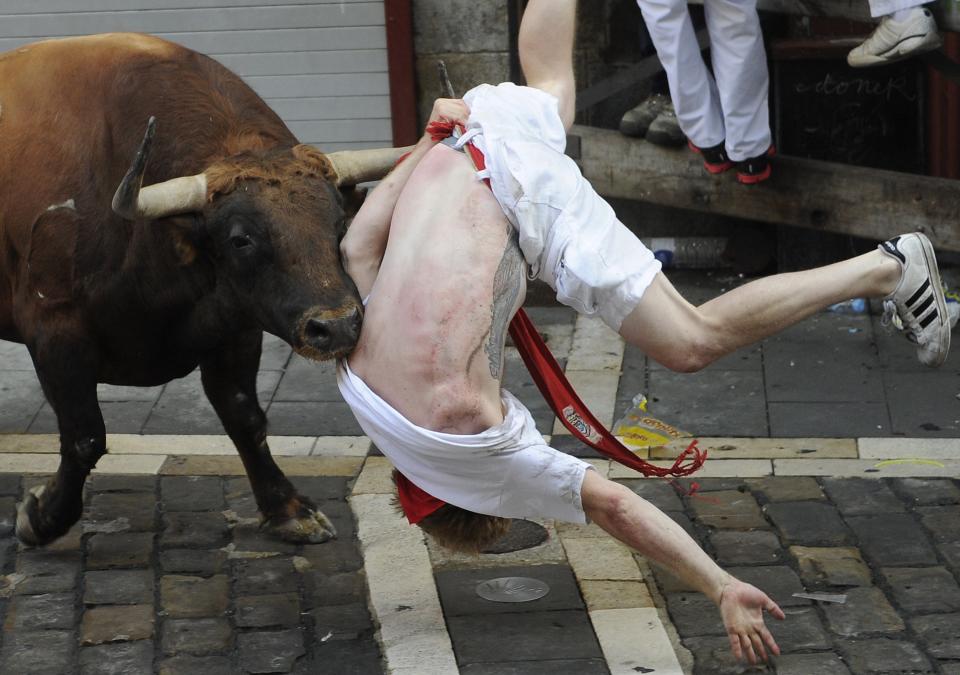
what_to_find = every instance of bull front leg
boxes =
[16,341,105,546]
[200,332,336,543]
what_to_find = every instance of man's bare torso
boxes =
[347,143,526,434]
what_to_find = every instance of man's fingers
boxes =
[766,599,786,620]
[728,632,742,662]
[760,625,781,657]
[740,634,757,665]
[749,632,768,663]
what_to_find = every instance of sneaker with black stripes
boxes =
[879,233,951,367]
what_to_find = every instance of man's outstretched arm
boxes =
[340,98,469,297]
[581,470,785,664]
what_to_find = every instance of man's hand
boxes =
[424,98,470,142]
[718,579,785,664]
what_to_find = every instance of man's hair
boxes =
[391,470,511,554]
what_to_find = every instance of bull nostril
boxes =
[304,319,332,348]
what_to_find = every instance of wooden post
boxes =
[572,125,960,251]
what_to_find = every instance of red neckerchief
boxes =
[393,120,707,523]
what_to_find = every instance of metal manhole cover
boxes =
[476,576,550,603]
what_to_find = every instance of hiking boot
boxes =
[847,7,942,68]
[736,146,775,185]
[688,140,732,174]
[620,94,672,138]
[646,108,685,147]
[879,232,951,367]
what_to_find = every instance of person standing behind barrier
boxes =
[635,0,773,184]
[848,0,941,67]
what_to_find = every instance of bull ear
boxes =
[112,117,208,220]
[323,146,414,186]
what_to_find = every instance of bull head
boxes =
[112,117,410,220]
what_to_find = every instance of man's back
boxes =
[347,143,526,435]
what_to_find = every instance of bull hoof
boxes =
[268,508,337,544]
[15,485,49,547]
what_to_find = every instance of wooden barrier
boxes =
[572,124,960,251]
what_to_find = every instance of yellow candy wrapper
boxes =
[613,393,692,450]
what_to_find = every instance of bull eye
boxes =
[230,233,254,251]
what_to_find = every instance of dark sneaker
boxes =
[688,140,732,174]
[736,146,775,184]
[879,233,951,367]
[620,94,672,138]
[645,109,685,147]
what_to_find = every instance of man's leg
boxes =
[619,249,903,372]
[518,0,578,130]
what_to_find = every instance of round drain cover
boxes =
[476,576,550,603]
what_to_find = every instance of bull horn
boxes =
[112,117,208,220]
[325,146,414,186]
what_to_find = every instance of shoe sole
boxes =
[913,233,951,367]
[737,163,772,184]
[687,141,732,173]
[848,31,943,67]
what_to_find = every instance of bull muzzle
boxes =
[297,305,363,359]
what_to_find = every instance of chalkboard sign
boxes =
[774,58,925,173]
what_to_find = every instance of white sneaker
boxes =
[847,8,942,68]
[879,233,951,367]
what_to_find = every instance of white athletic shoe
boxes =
[847,8,942,68]
[878,233,951,367]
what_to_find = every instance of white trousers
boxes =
[637,0,771,161]
[867,0,931,17]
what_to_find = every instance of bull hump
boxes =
[5,33,181,62]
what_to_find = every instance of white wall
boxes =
[0,0,392,150]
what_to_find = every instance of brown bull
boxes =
[0,33,402,546]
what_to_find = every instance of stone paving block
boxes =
[683,635,749,675]
[839,638,934,674]
[773,652,851,675]
[768,606,832,651]
[308,637,384,675]
[84,569,153,605]
[884,370,960,437]
[649,560,699,594]
[161,617,232,656]
[298,539,363,575]
[790,546,873,587]
[272,357,340,402]
[859,437,960,460]
[660,437,857,460]
[821,477,905,515]
[447,610,603,664]
[31,401,156,435]
[823,587,905,637]
[14,551,80,594]
[769,401,891,437]
[159,549,227,576]
[909,613,960,659]
[918,505,960,543]
[746,476,825,502]
[892,478,960,506]
[311,602,373,641]
[6,592,75,629]
[230,525,297,555]
[882,567,960,614]
[302,570,368,607]
[680,477,749,493]
[86,532,154,569]
[80,604,154,645]
[161,476,225,511]
[161,512,229,549]
[260,333,292,370]
[459,661,609,675]
[237,629,305,673]
[161,575,229,618]
[688,489,768,529]
[88,492,157,531]
[86,474,156,493]
[776,458,960,478]
[764,501,851,546]
[79,640,154,675]
[710,530,784,565]
[666,593,724,637]
[845,514,938,566]
[0,629,76,675]
[0,473,21,495]
[265,401,363,436]
[0,371,45,434]
[939,541,960,573]
[616,478,684,511]
[579,580,654,610]
[234,593,301,628]
[564,538,642,581]
[728,566,809,608]
[288,475,351,501]
[435,565,586,617]
[647,368,768,437]
[234,557,301,596]
[158,655,236,675]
